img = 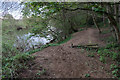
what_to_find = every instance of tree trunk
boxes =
[92,13,101,33]
[115,3,119,24]
[63,3,120,44]
[100,3,120,44]
[107,4,117,41]
[101,3,106,26]
[107,14,120,44]
[106,3,120,44]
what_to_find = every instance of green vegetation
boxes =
[97,43,120,78]
[2,2,120,79]
[99,56,106,63]
[2,44,34,78]
[110,64,120,78]
[2,16,72,78]
[87,54,94,57]
[97,43,120,61]
[85,74,90,78]
[2,15,35,78]
[36,69,46,76]
[77,30,120,78]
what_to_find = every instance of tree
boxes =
[3,13,14,19]
[92,12,101,33]
[22,2,120,44]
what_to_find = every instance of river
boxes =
[14,33,52,52]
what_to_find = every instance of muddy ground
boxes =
[19,28,115,78]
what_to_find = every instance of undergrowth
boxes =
[97,43,120,78]
[85,42,120,78]
[2,34,72,78]
[2,43,34,78]
[86,27,120,79]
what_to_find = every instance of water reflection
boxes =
[14,33,52,52]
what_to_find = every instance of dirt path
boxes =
[19,28,114,78]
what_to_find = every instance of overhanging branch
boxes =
[63,7,120,17]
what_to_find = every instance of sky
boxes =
[0,1,23,19]
[0,0,119,19]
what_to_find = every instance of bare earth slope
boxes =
[20,28,114,78]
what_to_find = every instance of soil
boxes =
[19,28,115,78]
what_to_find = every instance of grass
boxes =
[2,19,34,78]
[2,52,34,78]
[57,35,72,44]
[26,44,50,55]
[2,37,35,78]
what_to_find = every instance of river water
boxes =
[14,33,52,52]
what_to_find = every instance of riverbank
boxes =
[19,28,119,78]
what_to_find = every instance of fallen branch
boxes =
[71,44,99,49]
